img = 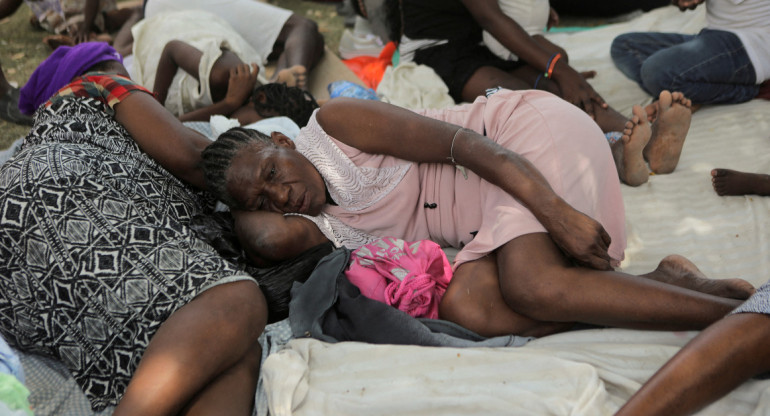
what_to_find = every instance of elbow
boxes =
[236,218,296,266]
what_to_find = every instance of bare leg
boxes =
[644,90,692,174]
[641,254,755,299]
[611,105,651,186]
[617,312,770,416]
[711,169,770,196]
[440,233,742,337]
[114,280,267,416]
[271,14,324,88]
[440,254,575,338]
[461,66,532,102]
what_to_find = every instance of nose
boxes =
[264,183,290,210]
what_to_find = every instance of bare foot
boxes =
[642,254,755,300]
[711,168,770,196]
[616,105,651,186]
[43,34,75,50]
[644,90,692,174]
[273,65,307,89]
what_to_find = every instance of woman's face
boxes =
[226,132,327,215]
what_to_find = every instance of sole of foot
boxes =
[645,90,692,174]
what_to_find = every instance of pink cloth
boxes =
[296,89,626,269]
[345,238,452,319]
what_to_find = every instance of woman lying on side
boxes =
[0,42,267,415]
[201,87,755,338]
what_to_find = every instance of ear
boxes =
[271,131,296,149]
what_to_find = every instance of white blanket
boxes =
[261,6,770,415]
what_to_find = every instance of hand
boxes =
[671,0,705,11]
[67,22,91,44]
[552,64,608,119]
[224,63,259,109]
[547,7,559,31]
[546,203,613,270]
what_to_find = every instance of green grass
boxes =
[0,2,50,149]
[0,0,346,150]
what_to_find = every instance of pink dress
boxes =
[293,89,626,268]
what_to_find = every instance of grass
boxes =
[0,0,347,150]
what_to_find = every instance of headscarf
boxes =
[18,42,123,115]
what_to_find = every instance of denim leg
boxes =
[639,29,759,104]
[611,32,693,88]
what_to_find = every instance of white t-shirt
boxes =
[484,0,551,61]
[144,0,292,66]
[707,0,770,83]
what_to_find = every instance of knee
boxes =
[210,281,268,343]
[500,267,572,322]
[285,14,322,44]
[610,34,642,75]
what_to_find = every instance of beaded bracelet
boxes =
[544,52,562,79]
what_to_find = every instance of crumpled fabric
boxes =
[345,237,452,319]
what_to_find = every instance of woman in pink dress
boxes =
[201,88,754,338]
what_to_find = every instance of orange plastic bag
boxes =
[342,41,397,90]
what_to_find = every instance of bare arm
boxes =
[114,91,211,189]
[317,98,613,269]
[153,40,257,122]
[461,0,606,117]
[70,0,99,43]
[0,0,23,20]
[234,210,329,266]
[153,40,201,107]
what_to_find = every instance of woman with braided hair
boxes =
[200,88,755,339]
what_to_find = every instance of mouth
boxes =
[294,191,307,214]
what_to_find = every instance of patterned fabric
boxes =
[46,73,151,116]
[732,280,770,316]
[0,80,253,410]
[293,112,412,213]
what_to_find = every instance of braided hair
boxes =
[251,83,319,127]
[201,127,273,208]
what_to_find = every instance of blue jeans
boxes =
[610,29,759,104]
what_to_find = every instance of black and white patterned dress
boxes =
[0,77,253,410]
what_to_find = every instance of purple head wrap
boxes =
[18,42,123,115]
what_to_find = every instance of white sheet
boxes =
[262,6,770,415]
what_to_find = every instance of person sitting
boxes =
[611,0,770,107]
[200,88,755,339]
[143,0,325,89]
[397,0,694,186]
[0,0,140,46]
[1,41,267,415]
[615,278,770,416]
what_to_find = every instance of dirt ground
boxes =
[0,0,345,149]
